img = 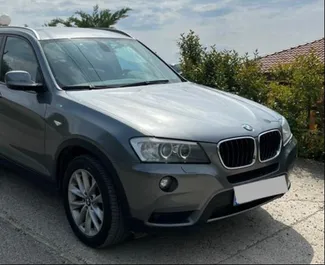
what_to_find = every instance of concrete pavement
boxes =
[0,159,323,264]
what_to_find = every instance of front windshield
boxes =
[40,38,182,89]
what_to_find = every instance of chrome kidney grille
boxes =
[259,130,282,162]
[218,137,256,169]
[218,130,282,169]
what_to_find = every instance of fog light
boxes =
[159,176,178,192]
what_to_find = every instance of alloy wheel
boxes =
[68,169,104,237]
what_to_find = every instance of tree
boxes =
[44,4,132,28]
[177,30,204,83]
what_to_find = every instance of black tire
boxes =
[62,155,129,248]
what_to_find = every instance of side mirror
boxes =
[5,70,44,92]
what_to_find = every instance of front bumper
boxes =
[120,136,297,227]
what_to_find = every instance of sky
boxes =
[1,0,324,63]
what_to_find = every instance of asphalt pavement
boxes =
[0,159,324,264]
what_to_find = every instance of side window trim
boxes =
[0,35,6,84]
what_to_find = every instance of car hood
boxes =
[67,82,282,142]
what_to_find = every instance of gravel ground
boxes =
[0,158,323,264]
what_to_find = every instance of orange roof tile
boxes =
[259,37,324,72]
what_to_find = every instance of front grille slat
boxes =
[268,133,272,158]
[243,139,247,165]
[239,141,245,165]
[231,141,236,167]
[226,141,231,167]
[259,130,281,162]
[235,140,240,167]
[265,133,269,158]
[244,139,248,165]
[218,137,255,168]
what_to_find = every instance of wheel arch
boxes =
[54,138,131,218]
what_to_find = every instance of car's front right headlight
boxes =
[130,137,210,163]
[281,117,293,146]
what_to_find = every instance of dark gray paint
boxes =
[65,82,282,143]
[0,27,297,225]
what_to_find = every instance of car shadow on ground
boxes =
[0,167,315,264]
[99,209,315,264]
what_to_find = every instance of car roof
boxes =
[0,26,132,40]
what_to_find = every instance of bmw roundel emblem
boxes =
[242,124,253,131]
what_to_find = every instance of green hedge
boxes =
[178,30,324,161]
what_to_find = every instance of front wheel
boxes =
[62,155,129,248]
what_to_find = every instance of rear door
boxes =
[0,35,48,175]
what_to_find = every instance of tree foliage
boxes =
[178,30,324,161]
[267,51,324,160]
[177,30,267,104]
[44,5,132,28]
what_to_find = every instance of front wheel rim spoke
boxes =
[75,173,85,194]
[81,171,91,193]
[70,200,85,209]
[85,209,92,234]
[92,194,103,204]
[92,205,104,222]
[69,187,85,199]
[88,182,97,197]
[76,205,87,226]
[89,209,100,231]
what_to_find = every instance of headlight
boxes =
[130,137,210,163]
[281,117,292,146]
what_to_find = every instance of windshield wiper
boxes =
[118,79,170,87]
[61,80,170,90]
[61,85,117,91]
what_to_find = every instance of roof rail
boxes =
[92,27,133,38]
[0,26,40,39]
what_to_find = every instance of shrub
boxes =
[177,31,267,103]
[266,51,324,161]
